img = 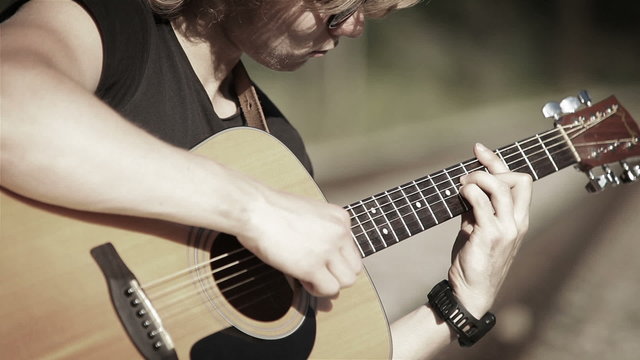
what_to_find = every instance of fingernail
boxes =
[475,143,490,152]
[459,175,468,184]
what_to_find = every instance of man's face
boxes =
[227,0,365,71]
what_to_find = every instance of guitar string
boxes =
[139,241,288,310]
[147,136,579,322]
[143,251,268,297]
[137,122,610,314]
[348,140,574,241]
[142,153,552,303]
[143,125,574,289]
[348,120,618,242]
[344,126,571,221]
[350,121,591,219]
[347,125,581,234]
[350,117,616,237]
[347,113,618,223]
[150,261,317,326]
[349,116,609,228]
[140,129,572,308]
[142,246,247,289]
[148,262,284,319]
[150,269,289,325]
[144,252,261,298]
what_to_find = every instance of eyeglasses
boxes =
[327,0,367,29]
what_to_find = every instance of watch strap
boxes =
[427,280,496,347]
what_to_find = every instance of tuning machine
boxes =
[585,162,639,192]
[603,165,621,186]
[620,161,640,183]
[585,170,608,193]
[542,101,562,120]
[560,96,582,114]
[542,90,591,120]
[577,90,592,106]
[585,165,620,193]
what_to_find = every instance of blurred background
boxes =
[245,1,640,359]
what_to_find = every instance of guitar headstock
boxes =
[543,91,640,192]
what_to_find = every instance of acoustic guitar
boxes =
[1,93,638,359]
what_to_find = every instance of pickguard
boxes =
[190,307,316,359]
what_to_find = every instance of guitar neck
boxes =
[346,126,577,258]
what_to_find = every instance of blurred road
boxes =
[313,89,640,359]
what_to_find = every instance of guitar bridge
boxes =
[91,243,177,360]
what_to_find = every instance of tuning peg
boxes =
[602,165,621,186]
[560,96,582,114]
[620,161,640,183]
[577,90,592,106]
[542,102,562,120]
[585,170,608,193]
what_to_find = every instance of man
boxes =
[0,0,532,358]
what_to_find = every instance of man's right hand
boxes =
[238,190,363,297]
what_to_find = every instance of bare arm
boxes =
[0,0,361,297]
[391,143,533,359]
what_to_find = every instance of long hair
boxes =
[146,0,422,20]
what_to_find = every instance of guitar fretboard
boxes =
[345,127,578,258]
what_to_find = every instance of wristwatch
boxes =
[427,280,496,347]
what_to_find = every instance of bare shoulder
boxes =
[1,0,103,91]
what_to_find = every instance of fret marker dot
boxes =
[445,190,451,196]
[382,228,389,235]
[370,208,377,213]
[415,202,422,208]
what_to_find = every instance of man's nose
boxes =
[329,10,366,38]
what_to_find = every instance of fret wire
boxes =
[417,181,444,218]
[357,200,388,248]
[345,206,370,257]
[351,234,366,257]
[443,165,467,212]
[347,127,574,226]
[495,148,508,169]
[349,137,577,240]
[451,163,470,212]
[413,180,438,225]
[349,138,552,225]
[521,136,553,172]
[399,185,425,231]
[428,173,453,218]
[372,195,400,243]
[349,139,548,226]
[536,133,558,171]
[420,143,569,215]
[385,190,413,237]
[350,126,561,218]
[443,166,459,190]
[349,139,576,239]
[515,140,539,180]
[461,162,470,176]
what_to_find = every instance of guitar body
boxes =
[0,128,391,359]
[3,93,636,359]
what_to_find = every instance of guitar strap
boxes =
[233,61,270,133]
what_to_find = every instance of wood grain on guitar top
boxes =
[0,128,391,359]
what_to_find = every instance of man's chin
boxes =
[270,60,308,72]
[254,55,309,72]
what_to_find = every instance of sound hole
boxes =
[210,233,293,322]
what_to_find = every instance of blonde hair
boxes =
[147,0,421,20]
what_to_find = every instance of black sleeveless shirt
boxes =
[68,0,313,174]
